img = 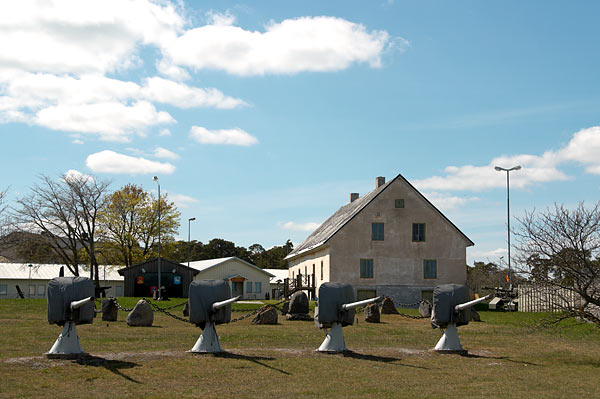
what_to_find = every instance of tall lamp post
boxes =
[188,217,196,292]
[153,176,162,300]
[494,165,521,289]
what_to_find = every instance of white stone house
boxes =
[0,263,124,299]
[189,257,274,300]
[285,174,474,304]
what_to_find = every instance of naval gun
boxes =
[430,284,490,355]
[46,277,95,358]
[315,282,381,352]
[188,280,240,353]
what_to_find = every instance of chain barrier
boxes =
[147,301,191,323]
[386,296,431,320]
[229,299,288,323]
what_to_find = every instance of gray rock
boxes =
[101,298,118,322]
[418,300,432,318]
[183,301,189,317]
[285,313,313,321]
[289,291,309,314]
[380,297,399,314]
[252,306,278,325]
[470,308,481,322]
[281,301,289,315]
[364,303,380,323]
[127,299,154,327]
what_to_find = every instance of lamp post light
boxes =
[153,176,162,300]
[494,165,521,289]
[188,217,196,292]
[28,264,32,298]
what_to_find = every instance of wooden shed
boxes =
[118,257,199,298]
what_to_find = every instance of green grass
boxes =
[1,298,599,398]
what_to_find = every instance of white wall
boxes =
[0,278,124,299]
[194,259,271,300]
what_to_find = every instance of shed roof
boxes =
[117,257,198,276]
[0,263,123,281]
[189,257,275,277]
[285,173,474,260]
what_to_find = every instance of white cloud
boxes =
[412,127,600,192]
[86,150,175,175]
[154,147,180,160]
[159,128,172,137]
[168,193,199,208]
[63,169,93,183]
[279,221,321,232]
[35,101,174,142]
[163,16,397,76]
[423,192,479,211]
[141,77,246,109]
[190,126,258,146]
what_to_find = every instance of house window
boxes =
[37,285,45,296]
[360,259,374,278]
[424,260,437,279]
[0,284,7,296]
[254,282,262,293]
[372,223,384,241]
[246,281,253,293]
[28,285,35,297]
[413,223,426,242]
[115,285,123,297]
[320,261,323,280]
[395,199,405,208]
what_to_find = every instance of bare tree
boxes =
[12,174,110,286]
[0,187,8,237]
[514,202,600,325]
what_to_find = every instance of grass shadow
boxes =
[211,351,291,375]
[341,351,429,369]
[464,353,539,366]
[75,355,141,383]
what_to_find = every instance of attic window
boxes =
[395,199,405,208]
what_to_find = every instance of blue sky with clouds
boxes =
[1,1,600,265]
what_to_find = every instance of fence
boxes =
[518,283,578,312]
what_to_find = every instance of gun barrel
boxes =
[212,295,241,311]
[455,295,490,311]
[70,296,94,310]
[342,296,381,311]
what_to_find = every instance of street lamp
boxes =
[153,176,162,300]
[188,217,196,293]
[28,264,32,298]
[494,165,521,289]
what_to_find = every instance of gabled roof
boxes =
[0,263,123,281]
[117,257,199,276]
[285,173,474,260]
[263,268,288,283]
[188,257,275,277]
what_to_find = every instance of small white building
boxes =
[189,257,274,300]
[264,269,288,299]
[0,263,124,299]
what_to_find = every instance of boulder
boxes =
[285,313,313,321]
[126,299,154,327]
[380,297,399,314]
[101,298,118,322]
[252,306,278,325]
[183,301,190,317]
[289,291,309,314]
[281,301,289,315]
[364,303,380,323]
[418,300,432,318]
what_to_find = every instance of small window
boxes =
[413,223,426,242]
[246,281,253,293]
[372,222,384,241]
[395,199,405,208]
[29,285,36,297]
[424,260,437,279]
[320,261,323,280]
[254,282,262,293]
[115,285,123,297]
[360,259,374,278]
[0,284,7,296]
[37,285,45,296]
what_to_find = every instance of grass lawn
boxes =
[1,298,599,398]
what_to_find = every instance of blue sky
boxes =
[1,1,600,265]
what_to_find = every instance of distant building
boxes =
[189,257,274,300]
[285,174,474,303]
[0,263,124,299]
[264,268,288,299]
[118,257,198,298]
